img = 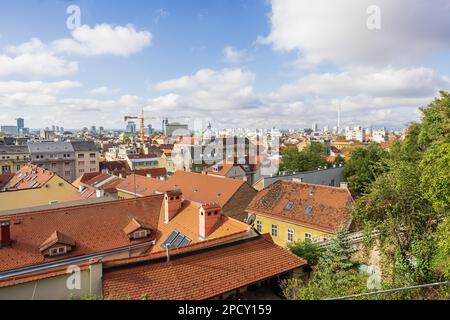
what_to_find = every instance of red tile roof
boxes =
[127,154,159,160]
[1,164,54,190]
[0,196,163,273]
[0,193,251,274]
[102,234,306,300]
[247,180,353,233]
[134,168,167,178]
[115,174,164,196]
[157,171,248,208]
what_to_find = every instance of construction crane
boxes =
[123,109,146,143]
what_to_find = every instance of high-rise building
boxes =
[16,118,24,133]
[126,121,137,134]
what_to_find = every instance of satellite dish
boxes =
[247,214,256,226]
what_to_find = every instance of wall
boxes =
[252,214,334,247]
[0,175,77,211]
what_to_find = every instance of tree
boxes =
[343,142,388,195]
[353,91,449,287]
[282,229,367,300]
[288,240,324,266]
[279,142,327,172]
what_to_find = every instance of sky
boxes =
[0,0,449,130]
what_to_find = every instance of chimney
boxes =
[340,182,348,189]
[199,203,222,240]
[0,220,11,248]
[164,189,183,224]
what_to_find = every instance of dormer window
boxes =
[124,218,152,241]
[49,246,67,256]
[133,230,148,239]
[39,231,76,258]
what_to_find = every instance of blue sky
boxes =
[0,0,449,130]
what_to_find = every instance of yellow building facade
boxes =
[251,213,333,247]
[0,175,77,212]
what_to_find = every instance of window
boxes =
[287,228,295,242]
[90,160,96,165]
[78,161,85,166]
[79,169,84,173]
[89,153,96,158]
[305,205,314,214]
[285,200,294,210]
[256,220,262,233]
[49,246,67,256]
[90,168,97,172]
[305,233,312,242]
[78,154,85,159]
[65,171,71,176]
[271,224,278,237]
[133,230,148,239]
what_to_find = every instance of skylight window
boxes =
[285,201,294,210]
[305,205,314,214]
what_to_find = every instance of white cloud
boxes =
[0,51,78,77]
[222,46,246,64]
[261,0,450,67]
[153,9,170,24]
[89,86,120,95]
[270,67,449,101]
[51,24,152,57]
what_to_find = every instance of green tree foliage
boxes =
[279,142,327,172]
[354,91,450,288]
[343,142,388,195]
[282,230,367,300]
[287,240,324,266]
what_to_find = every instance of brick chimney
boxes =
[0,219,11,248]
[199,203,222,240]
[164,189,183,224]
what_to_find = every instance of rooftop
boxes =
[247,180,353,233]
[0,164,54,191]
[102,234,306,300]
[157,170,249,208]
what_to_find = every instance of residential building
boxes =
[0,164,77,212]
[164,122,189,136]
[28,141,77,182]
[71,172,122,201]
[0,126,18,136]
[372,129,388,143]
[125,154,160,171]
[206,162,247,180]
[247,180,353,247]
[71,141,100,178]
[0,145,30,174]
[0,192,306,299]
[116,174,165,199]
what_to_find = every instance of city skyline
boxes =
[1,0,450,130]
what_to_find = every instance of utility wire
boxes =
[326,280,450,300]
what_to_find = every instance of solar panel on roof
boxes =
[180,237,192,247]
[171,234,185,247]
[160,230,192,249]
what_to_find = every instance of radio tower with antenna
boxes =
[337,104,341,134]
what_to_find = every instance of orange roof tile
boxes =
[247,180,353,233]
[102,234,306,300]
[115,174,164,196]
[39,230,76,252]
[1,164,54,190]
[157,171,247,208]
[0,196,163,273]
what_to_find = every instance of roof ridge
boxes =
[1,193,165,219]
